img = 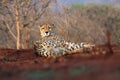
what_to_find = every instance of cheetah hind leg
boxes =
[49,47,66,57]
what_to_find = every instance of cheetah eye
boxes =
[41,27,44,29]
[48,26,51,28]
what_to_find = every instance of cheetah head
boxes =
[39,24,55,38]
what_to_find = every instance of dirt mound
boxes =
[0,45,120,80]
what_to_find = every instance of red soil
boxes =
[0,45,120,80]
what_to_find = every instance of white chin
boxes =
[45,33,50,36]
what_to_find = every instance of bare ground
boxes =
[0,45,120,80]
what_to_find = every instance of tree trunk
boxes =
[14,0,20,49]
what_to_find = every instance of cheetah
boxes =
[34,24,95,57]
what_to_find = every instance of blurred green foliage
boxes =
[70,66,89,76]
[26,70,57,80]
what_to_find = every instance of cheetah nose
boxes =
[45,32,48,34]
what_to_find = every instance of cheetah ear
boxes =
[39,24,43,27]
[38,25,41,29]
[50,24,55,28]
[38,24,43,29]
[51,24,54,26]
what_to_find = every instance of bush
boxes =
[0,2,120,48]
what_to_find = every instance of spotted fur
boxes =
[34,24,95,57]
